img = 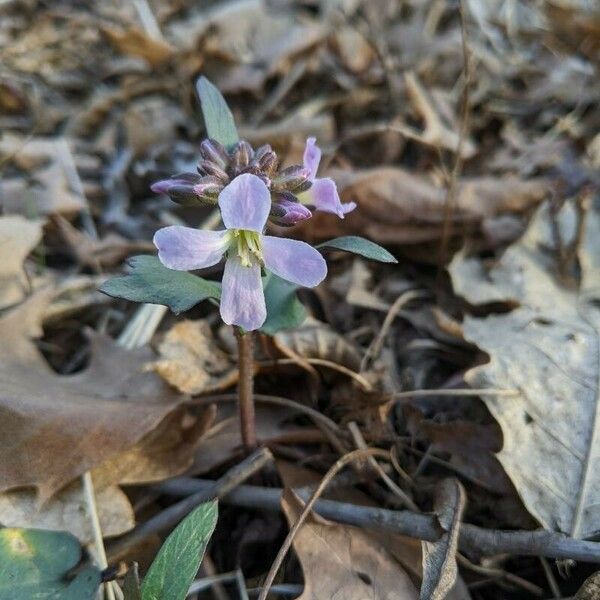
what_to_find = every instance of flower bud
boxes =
[272,165,312,193]
[151,173,220,206]
[193,175,224,203]
[257,150,278,176]
[230,140,254,173]
[270,193,312,226]
[199,138,229,170]
[198,159,229,182]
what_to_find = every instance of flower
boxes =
[153,173,327,330]
[297,137,357,218]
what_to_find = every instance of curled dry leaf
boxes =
[420,479,466,600]
[0,215,44,309]
[299,168,549,244]
[450,200,600,537]
[0,289,201,501]
[273,316,362,372]
[281,490,419,600]
[146,320,238,396]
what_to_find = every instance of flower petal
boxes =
[262,236,327,288]
[220,257,266,330]
[218,173,271,232]
[308,177,357,218]
[303,137,322,181]
[153,226,228,271]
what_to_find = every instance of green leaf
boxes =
[100,255,221,315]
[261,274,307,335]
[141,501,218,600]
[196,76,239,150]
[318,236,397,263]
[0,528,101,600]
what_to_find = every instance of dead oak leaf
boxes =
[450,200,600,538]
[0,289,193,502]
[282,490,419,600]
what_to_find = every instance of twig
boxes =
[82,472,116,600]
[247,585,303,597]
[360,289,428,371]
[158,478,600,564]
[190,393,341,434]
[540,556,562,598]
[259,448,390,600]
[437,0,472,276]
[55,138,97,240]
[347,422,418,511]
[235,328,257,450]
[259,357,373,391]
[390,388,519,400]
[107,447,273,561]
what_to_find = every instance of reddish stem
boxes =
[235,327,257,450]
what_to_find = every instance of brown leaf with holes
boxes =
[0,290,202,501]
[281,489,419,600]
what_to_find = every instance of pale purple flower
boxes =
[153,173,327,331]
[298,137,356,218]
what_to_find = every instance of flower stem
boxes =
[235,327,257,450]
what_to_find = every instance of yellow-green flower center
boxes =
[231,229,263,267]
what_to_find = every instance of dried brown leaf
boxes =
[147,320,238,396]
[450,200,600,537]
[299,168,549,244]
[0,290,196,501]
[281,490,419,600]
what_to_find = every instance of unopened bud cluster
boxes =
[152,139,313,226]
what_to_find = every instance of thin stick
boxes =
[235,328,257,450]
[437,0,472,277]
[258,448,390,600]
[361,289,427,372]
[159,478,600,564]
[347,422,418,511]
[190,393,341,433]
[107,447,273,561]
[82,472,116,600]
[259,357,373,391]
[390,388,519,400]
